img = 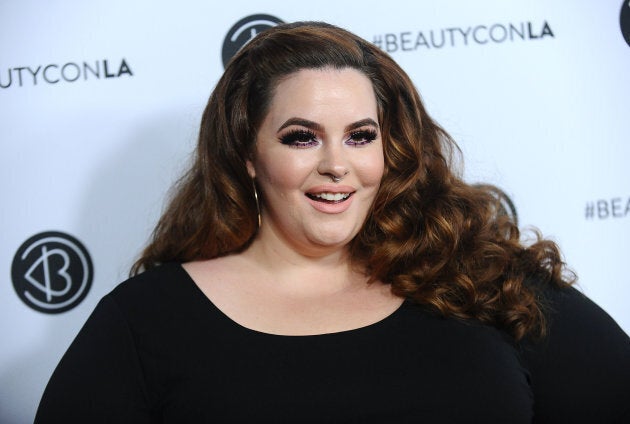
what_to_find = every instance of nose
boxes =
[317,142,349,181]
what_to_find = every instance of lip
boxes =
[306,184,355,194]
[305,184,355,214]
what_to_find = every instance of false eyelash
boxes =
[347,129,378,145]
[279,129,319,147]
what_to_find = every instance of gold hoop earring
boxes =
[253,180,262,228]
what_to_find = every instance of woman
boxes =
[35,22,629,423]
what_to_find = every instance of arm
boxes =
[521,285,630,423]
[34,296,155,424]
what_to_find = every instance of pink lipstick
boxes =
[305,184,355,214]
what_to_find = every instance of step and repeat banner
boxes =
[1,0,628,421]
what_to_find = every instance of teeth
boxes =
[314,192,350,201]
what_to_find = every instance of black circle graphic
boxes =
[222,14,284,68]
[621,1,630,47]
[12,231,93,314]
[473,184,519,226]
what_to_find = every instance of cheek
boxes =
[256,152,313,191]
[357,152,385,188]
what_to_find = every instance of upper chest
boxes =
[136,302,533,423]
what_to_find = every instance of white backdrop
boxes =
[1,1,628,422]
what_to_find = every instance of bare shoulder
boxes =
[182,254,255,288]
[180,254,266,312]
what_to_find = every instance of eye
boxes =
[345,129,378,146]
[279,129,319,148]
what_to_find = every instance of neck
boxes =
[241,229,365,295]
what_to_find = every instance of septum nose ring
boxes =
[330,171,348,183]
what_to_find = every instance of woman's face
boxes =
[247,67,384,255]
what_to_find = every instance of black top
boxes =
[35,263,630,423]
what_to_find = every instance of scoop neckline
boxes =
[174,262,407,338]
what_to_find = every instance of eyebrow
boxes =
[346,118,379,132]
[277,117,379,133]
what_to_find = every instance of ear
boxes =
[246,160,256,178]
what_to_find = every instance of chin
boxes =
[306,229,357,249]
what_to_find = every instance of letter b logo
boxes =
[12,231,93,313]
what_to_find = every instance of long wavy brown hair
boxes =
[132,21,573,340]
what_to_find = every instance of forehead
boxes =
[264,67,378,127]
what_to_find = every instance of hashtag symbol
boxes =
[373,35,382,49]
[585,202,595,219]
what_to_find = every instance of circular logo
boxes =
[621,1,630,47]
[222,14,284,68]
[12,231,93,314]
[474,184,519,226]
